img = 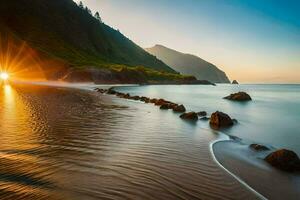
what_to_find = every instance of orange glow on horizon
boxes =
[0,34,69,82]
[0,72,9,80]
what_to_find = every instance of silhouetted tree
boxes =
[78,1,84,9]
[85,6,92,15]
[94,12,102,23]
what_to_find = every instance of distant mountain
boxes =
[146,45,230,83]
[0,0,175,77]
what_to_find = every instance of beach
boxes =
[213,140,300,200]
[0,83,259,199]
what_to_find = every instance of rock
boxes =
[210,111,234,127]
[116,92,125,97]
[168,103,178,109]
[250,144,270,151]
[180,112,198,120]
[150,98,158,104]
[123,93,130,99]
[264,149,300,172]
[160,104,170,110]
[130,96,141,100]
[232,80,239,84]
[197,111,207,116]
[107,88,117,95]
[140,97,150,103]
[224,92,252,101]
[173,105,186,113]
[155,99,166,106]
[95,88,106,93]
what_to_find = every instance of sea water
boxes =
[116,84,300,155]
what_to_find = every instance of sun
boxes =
[0,72,9,80]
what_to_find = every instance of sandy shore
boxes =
[213,139,300,200]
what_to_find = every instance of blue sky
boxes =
[81,0,300,83]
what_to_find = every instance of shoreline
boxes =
[212,139,300,200]
[209,137,267,200]
[100,84,300,199]
[10,82,299,199]
[2,83,260,199]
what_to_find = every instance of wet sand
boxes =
[213,140,300,200]
[0,83,260,199]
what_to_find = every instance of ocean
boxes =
[116,84,300,155]
[0,83,299,199]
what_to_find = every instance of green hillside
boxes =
[0,0,174,73]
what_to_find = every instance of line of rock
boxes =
[96,87,300,173]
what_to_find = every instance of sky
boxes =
[80,0,300,83]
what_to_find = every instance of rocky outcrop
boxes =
[224,92,252,101]
[265,149,300,172]
[173,105,186,113]
[250,144,270,151]
[180,112,198,120]
[210,111,234,127]
[232,80,239,84]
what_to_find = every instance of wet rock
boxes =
[160,104,170,110]
[95,88,107,93]
[130,96,141,101]
[180,112,198,120]
[155,99,166,106]
[150,98,158,104]
[123,93,130,99]
[140,97,150,103]
[107,88,117,95]
[197,111,207,116]
[168,103,178,110]
[210,111,234,127]
[232,80,239,84]
[265,149,300,172]
[173,105,186,113]
[116,92,125,97]
[250,144,270,151]
[224,92,252,101]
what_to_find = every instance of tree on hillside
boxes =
[78,1,84,9]
[85,6,92,15]
[94,12,102,23]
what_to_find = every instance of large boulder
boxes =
[180,112,198,120]
[224,92,252,101]
[173,105,186,113]
[265,149,300,172]
[210,111,234,127]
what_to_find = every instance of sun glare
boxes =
[0,72,9,80]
